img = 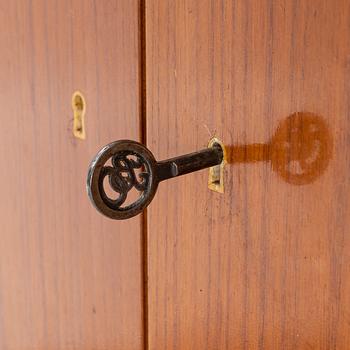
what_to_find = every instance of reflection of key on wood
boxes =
[226,112,333,185]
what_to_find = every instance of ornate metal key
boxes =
[87,140,223,220]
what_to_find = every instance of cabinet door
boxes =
[146,1,350,349]
[0,1,144,349]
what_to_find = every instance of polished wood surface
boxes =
[146,0,350,349]
[0,1,143,349]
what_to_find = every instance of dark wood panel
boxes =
[0,1,143,349]
[146,0,350,349]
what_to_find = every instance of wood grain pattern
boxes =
[146,0,350,349]
[0,1,143,349]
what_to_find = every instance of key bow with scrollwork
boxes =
[99,152,150,209]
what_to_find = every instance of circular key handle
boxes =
[87,140,158,220]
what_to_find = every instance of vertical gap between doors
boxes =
[139,0,148,349]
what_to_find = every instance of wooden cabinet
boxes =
[0,1,349,349]
[0,1,144,349]
[146,1,350,348]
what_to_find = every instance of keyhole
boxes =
[208,137,226,193]
[72,91,86,140]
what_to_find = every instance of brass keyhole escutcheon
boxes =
[72,91,86,140]
[208,137,227,193]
